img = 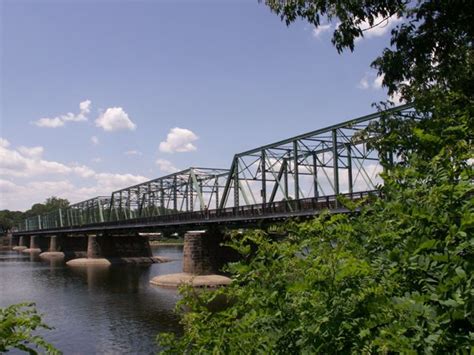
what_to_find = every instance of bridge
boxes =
[9,104,412,275]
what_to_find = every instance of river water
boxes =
[0,246,183,354]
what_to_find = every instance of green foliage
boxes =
[158,136,472,352]
[157,2,473,351]
[0,210,24,231]
[0,303,61,354]
[0,196,70,231]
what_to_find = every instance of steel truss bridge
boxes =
[15,104,412,236]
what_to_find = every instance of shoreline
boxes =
[150,241,183,246]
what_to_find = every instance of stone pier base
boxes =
[150,230,234,288]
[22,236,41,253]
[40,236,65,259]
[13,236,27,251]
[66,234,168,266]
[150,272,231,288]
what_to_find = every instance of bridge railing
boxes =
[58,189,381,230]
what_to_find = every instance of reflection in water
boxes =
[0,246,183,354]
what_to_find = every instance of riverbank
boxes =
[149,240,183,246]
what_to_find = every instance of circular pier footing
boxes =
[67,258,111,267]
[150,273,232,288]
[67,256,171,267]
[39,251,65,259]
[12,246,27,251]
[22,248,41,253]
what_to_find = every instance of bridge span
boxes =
[9,104,412,277]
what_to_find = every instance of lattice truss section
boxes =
[219,106,411,209]
[18,196,111,230]
[108,168,229,221]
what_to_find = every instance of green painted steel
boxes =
[16,104,413,232]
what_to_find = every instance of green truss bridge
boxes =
[13,104,412,237]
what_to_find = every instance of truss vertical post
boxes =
[234,159,240,209]
[261,149,266,209]
[293,140,300,202]
[98,200,104,222]
[312,152,318,198]
[346,143,353,195]
[214,178,219,209]
[185,182,189,212]
[283,159,288,200]
[160,180,165,215]
[173,175,177,211]
[332,129,339,196]
[59,208,63,227]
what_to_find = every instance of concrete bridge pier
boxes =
[13,236,28,251]
[67,233,168,266]
[39,235,65,259]
[22,235,42,253]
[150,230,233,288]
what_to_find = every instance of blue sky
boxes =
[0,0,400,210]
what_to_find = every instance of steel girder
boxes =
[16,196,111,231]
[108,167,229,222]
[218,104,413,210]
[15,104,414,232]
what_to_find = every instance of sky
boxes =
[0,0,401,211]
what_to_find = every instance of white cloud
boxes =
[357,73,384,90]
[312,24,332,38]
[79,100,91,114]
[0,138,10,148]
[34,99,91,128]
[356,15,403,41]
[159,127,198,153]
[91,157,102,163]
[95,107,136,131]
[35,117,65,128]
[91,136,99,145]
[373,75,384,89]
[18,146,44,159]
[0,140,150,210]
[357,76,370,90]
[125,150,142,156]
[156,159,179,173]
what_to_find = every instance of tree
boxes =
[157,0,473,353]
[0,303,60,354]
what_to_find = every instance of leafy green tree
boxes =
[0,210,24,231]
[44,197,70,211]
[0,303,60,354]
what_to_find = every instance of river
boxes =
[0,246,183,354]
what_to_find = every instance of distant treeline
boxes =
[0,197,69,232]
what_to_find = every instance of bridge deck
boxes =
[13,190,379,236]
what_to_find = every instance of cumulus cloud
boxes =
[0,140,149,210]
[34,99,91,128]
[312,24,332,38]
[91,136,99,145]
[95,107,136,131]
[358,73,384,90]
[18,146,44,159]
[0,138,10,148]
[159,127,198,153]
[356,15,403,41]
[156,159,179,173]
